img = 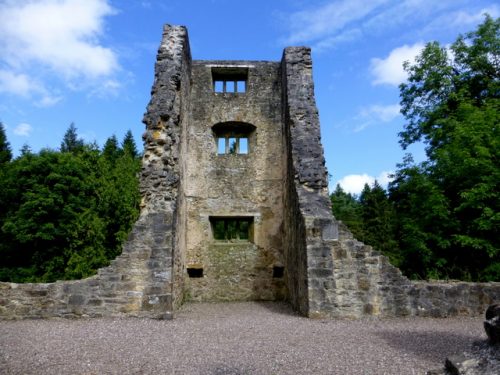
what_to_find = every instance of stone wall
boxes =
[0,214,174,319]
[279,46,500,319]
[182,60,286,301]
[281,47,339,317]
[0,24,191,320]
[327,223,500,318]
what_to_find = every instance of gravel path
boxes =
[0,301,486,374]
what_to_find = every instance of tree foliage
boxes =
[0,126,141,282]
[330,184,363,237]
[331,17,499,282]
[0,122,12,165]
[390,15,499,281]
[60,122,85,154]
[330,182,400,266]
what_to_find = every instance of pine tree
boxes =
[122,130,139,159]
[0,122,12,164]
[60,123,84,153]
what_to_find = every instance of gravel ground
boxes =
[0,301,486,375]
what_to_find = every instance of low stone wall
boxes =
[0,212,173,319]
[326,222,500,318]
[409,281,500,317]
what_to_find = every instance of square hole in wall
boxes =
[273,266,284,278]
[187,267,204,278]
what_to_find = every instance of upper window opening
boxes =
[212,67,248,93]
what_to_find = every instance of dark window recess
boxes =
[212,67,248,93]
[187,268,203,278]
[273,266,284,278]
[211,217,253,241]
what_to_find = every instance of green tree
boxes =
[330,184,363,238]
[359,181,400,266]
[102,134,121,162]
[60,123,84,153]
[391,15,499,281]
[0,130,141,282]
[0,122,12,164]
[122,130,139,158]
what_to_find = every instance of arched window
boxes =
[212,122,256,155]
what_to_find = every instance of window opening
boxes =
[228,137,237,154]
[217,138,226,154]
[211,217,253,241]
[236,81,246,93]
[212,67,248,94]
[239,138,248,154]
[226,81,235,92]
[214,81,224,93]
[273,266,284,278]
[216,136,249,155]
[187,267,203,278]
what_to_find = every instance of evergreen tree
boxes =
[102,135,121,162]
[330,184,363,238]
[0,122,12,164]
[19,143,32,156]
[122,130,139,158]
[60,123,84,153]
[359,181,400,266]
[0,130,141,282]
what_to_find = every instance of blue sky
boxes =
[0,0,498,194]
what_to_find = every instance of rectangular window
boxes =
[239,138,248,154]
[217,136,249,155]
[212,67,248,94]
[236,81,246,93]
[228,137,237,154]
[226,81,235,93]
[217,138,226,154]
[214,81,224,93]
[210,217,253,242]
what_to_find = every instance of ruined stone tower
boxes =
[139,25,337,316]
[1,25,498,320]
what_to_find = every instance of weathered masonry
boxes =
[1,25,499,319]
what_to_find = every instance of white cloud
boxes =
[362,104,401,122]
[36,94,62,108]
[370,43,424,86]
[13,123,33,137]
[0,69,62,107]
[0,0,118,102]
[423,5,500,33]
[284,0,387,46]
[0,70,34,97]
[313,29,363,53]
[282,1,495,53]
[335,171,394,195]
[353,103,401,132]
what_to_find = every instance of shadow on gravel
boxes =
[255,301,300,317]
[375,330,478,361]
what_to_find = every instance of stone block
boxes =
[68,294,86,306]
